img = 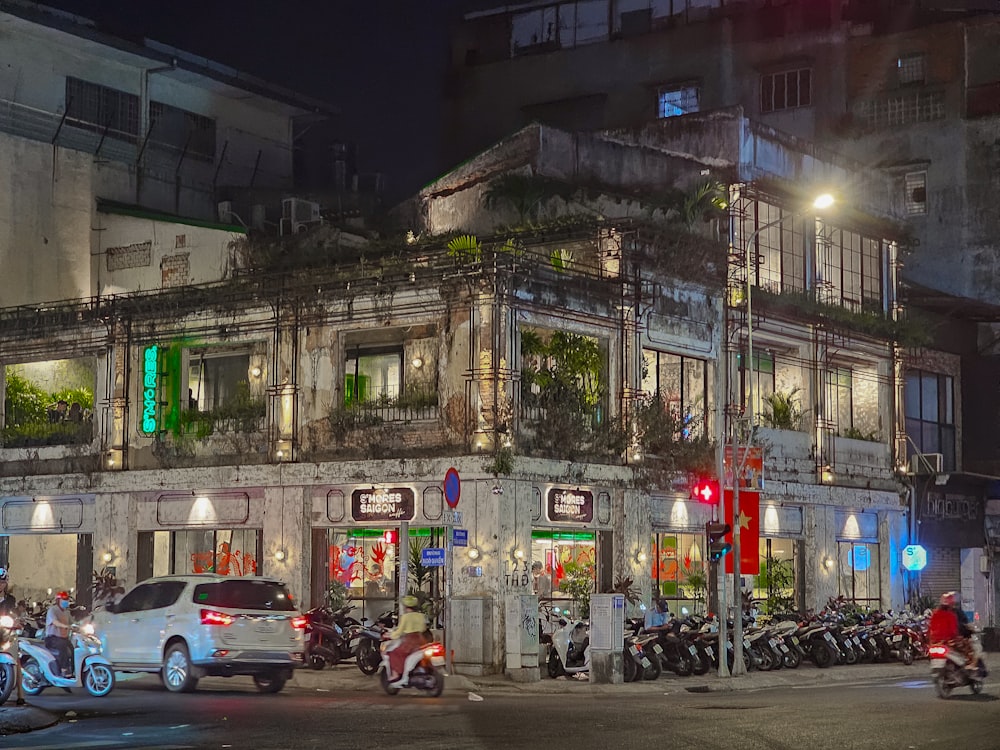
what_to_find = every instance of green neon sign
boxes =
[141,345,159,434]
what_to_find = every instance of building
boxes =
[445,0,1000,628]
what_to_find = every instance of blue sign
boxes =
[849,545,870,572]
[902,544,928,571]
[421,547,446,567]
[452,528,468,547]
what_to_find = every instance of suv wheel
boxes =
[253,672,287,694]
[162,643,198,693]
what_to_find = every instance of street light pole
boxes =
[730,193,834,677]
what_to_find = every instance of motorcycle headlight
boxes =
[81,623,95,636]
[0,615,13,629]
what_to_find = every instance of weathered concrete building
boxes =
[444,0,1000,630]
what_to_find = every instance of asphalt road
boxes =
[4,672,999,750]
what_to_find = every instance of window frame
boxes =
[760,67,812,114]
[896,53,926,86]
[65,77,140,142]
[640,349,709,438]
[344,345,405,406]
[824,366,854,434]
[904,171,927,216]
[656,83,700,119]
[148,100,217,162]
[904,369,956,471]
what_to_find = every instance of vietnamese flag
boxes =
[724,489,759,575]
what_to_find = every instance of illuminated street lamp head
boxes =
[812,193,835,210]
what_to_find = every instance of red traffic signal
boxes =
[691,477,720,505]
[382,529,398,544]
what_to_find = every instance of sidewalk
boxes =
[0,661,933,735]
[289,659,929,696]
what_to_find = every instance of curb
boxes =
[0,705,60,736]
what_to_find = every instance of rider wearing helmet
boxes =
[0,568,15,617]
[385,594,430,685]
[928,591,975,669]
[45,591,74,677]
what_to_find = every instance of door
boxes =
[98,582,156,663]
[132,581,187,664]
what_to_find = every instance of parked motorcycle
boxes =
[352,609,395,676]
[623,630,657,682]
[378,639,446,697]
[305,605,359,669]
[0,614,16,705]
[19,623,115,697]
[930,639,987,699]
[547,618,590,679]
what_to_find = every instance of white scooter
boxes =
[19,623,115,697]
[546,617,591,679]
[0,615,17,705]
[378,638,446,697]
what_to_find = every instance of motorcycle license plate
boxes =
[430,656,446,667]
[629,645,639,656]
[791,636,799,646]
[705,647,714,657]
[930,659,946,669]
[892,634,902,642]
[851,636,860,646]
[652,644,663,655]
[744,640,751,650]
[688,645,698,656]
[824,633,835,643]
[641,658,651,668]
[769,639,778,647]
[779,644,789,653]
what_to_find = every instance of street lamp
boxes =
[727,191,835,677]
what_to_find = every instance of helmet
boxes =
[0,567,7,581]
[55,591,71,601]
[402,595,419,608]
[940,591,957,607]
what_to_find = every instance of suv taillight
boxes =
[291,615,308,630]
[201,609,234,626]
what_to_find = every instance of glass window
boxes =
[749,538,800,615]
[148,581,187,610]
[738,349,776,422]
[904,369,956,471]
[192,579,296,611]
[65,77,140,141]
[760,68,812,113]
[531,530,597,619]
[905,172,927,216]
[187,351,254,413]
[825,367,853,434]
[641,350,709,438]
[345,348,402,405]
[149,101,216,161]
[3,358,95,448]
[167,529,261,577]
[897,54,925,85]
[657,84,700,119]
[651,533,707,616]
[117,584,156,613]
[837,541,880,608]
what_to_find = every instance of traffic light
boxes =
[706,522,732,562]
[691,477,720,505]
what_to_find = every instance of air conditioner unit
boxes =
[250,204,267,230]
[217,200,234,224]
[910,452,944,475]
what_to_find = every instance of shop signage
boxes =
[902,544,928,571]
[546,488,594,523]
[141,344,159,434]
[351,487,415,522]
[452,528,468,547]
[421,547,446,566]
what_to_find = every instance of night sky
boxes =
[43,0,497,202]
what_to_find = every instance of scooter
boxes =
[19,623,115,697]
[929,639,987,699]
[0,615,17,705]
[378,639,446,697]
[351,610,395,676]
[547,618,590,679]
[304,605,359,669]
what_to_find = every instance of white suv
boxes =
[92,574,306,693]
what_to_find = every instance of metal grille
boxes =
[855,91,945,129]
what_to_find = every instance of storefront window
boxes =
[345,348,402,405]
[150,529,261,577]
[530,530,596,619]
[317,527,444,622]
[640,350,709,438]
[3,359,95,447]
[651,533,707,616]
[749,538,800,615]
[837,541,881,608]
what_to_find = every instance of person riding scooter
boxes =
[383,595,429,686]
[45,592,74,677]
[928,591,975,670]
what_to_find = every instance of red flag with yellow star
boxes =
[723,489,759,575]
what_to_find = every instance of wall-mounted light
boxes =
[250,366,263,379]
[274,549,287,562]
[101,550,116,565]
[823,556,835,571]
[512,548,525,562]
[468,548,481,560]
[635,551,648,564]
[411,356,423,369]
